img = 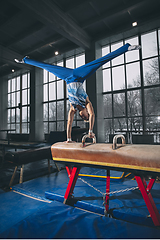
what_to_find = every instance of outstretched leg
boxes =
[73,43,141,81]
[15,57,73,80]
[15,43,140,83]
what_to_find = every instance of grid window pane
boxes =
[8,80,11,93]
[57,101,64,120]
[127,90,142,117]
[141,31,158,59]
[49,72,55,82]
[22,123,27,133]
[126,62,141,88]
[16,108,20,123]
[128,117,143,132]
[12,93,15,107]
[43,103,48,121]
[11,123,15,130]
[11,109,15,122]
[17,91,20,105]
[76,54,85,67]
[49,122,56,132]
[44,70,48,83]
[114,118,127,132]
[103,69,111,92]
[102,45,110,68]
[112,65,125,90]
[12,78,16,92]
[113,93,125,117]
[49,82,56,101]
[103,94,112,118]
[8,109,10,123]
[16,124,20,133]
[125,36,139,62]
[22,74,27,89]
[17,77,20,91]
[28,89,30,104]
[104,119,113,142]
[57,61,63,67]
[28,107,30,122]
[22,107,27,122]
[146,116,160,131]
[143,58,159,86]
[8,94,11,107]
[28,74,30,88]
[66,58,74,68]
[49,102,56,121]
[57,80,64,99]
[144,87,160,116]
[22,89,27,105]
[111,41,124,66]
[43,84,48,102]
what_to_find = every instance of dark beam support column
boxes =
[29,68,44,141]
[85,43,97,139]
[96,43,105,143]
[0,78,8,139]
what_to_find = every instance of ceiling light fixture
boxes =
[12,69,15,72]
[132,21,137,27]
[55,51,59,55]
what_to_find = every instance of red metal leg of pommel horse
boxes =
[64,166,160,226]
[135,176,160,226]
[63,166,81,204]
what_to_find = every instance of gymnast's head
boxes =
[79,108,89,121]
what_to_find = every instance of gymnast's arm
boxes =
[86,97,95,138]
[66,104,76,143]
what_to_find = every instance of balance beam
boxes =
[49,141,160,226]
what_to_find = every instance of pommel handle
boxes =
[112,134,125,150]
[82,134,96,147]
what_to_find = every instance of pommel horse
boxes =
[49,135,160,226]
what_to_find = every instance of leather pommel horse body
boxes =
[51,142,160,226]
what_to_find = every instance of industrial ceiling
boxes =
[0,0,160,78]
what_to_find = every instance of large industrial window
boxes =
[43,53,86,134]
[7,72,30,133]
[43,61,64,133]
[102,30,160,143]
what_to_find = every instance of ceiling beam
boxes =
[22,34,62,56]
[0,9,21,30]
[81,0,148,29]
[55,0,91,13]
[6,22,44,47]
[0,45,32,70]
[12,0,91,50]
